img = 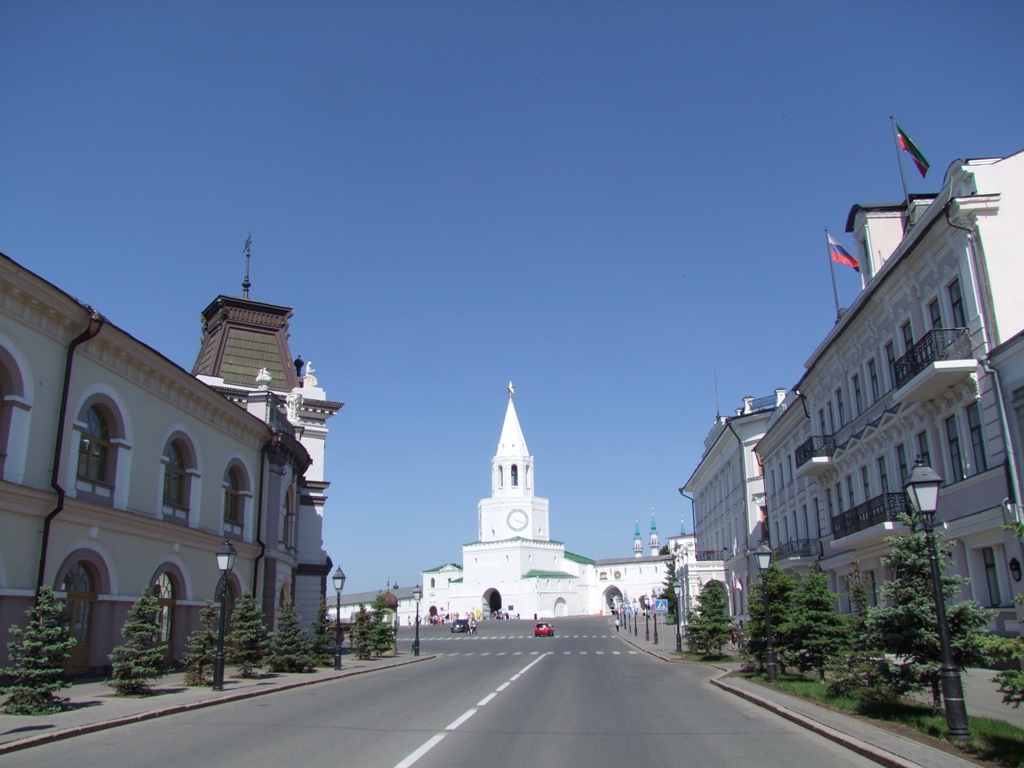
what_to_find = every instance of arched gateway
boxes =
[482,588,501,618]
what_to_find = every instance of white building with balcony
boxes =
[756,150,1024,635]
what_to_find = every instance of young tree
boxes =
[266,600,314,673]
[742,563,797,673]
[656,557,679,622]
[368,594,397,657]
[687,580,731,654]
[983,522,1024,707]
[227,589,266,678]
[109,587,165,696]
[181,600,218,686]
[309,594,333,668]
[1,586,77,715]
[348,604,372,660]
[778,566,847,680]
[866,527,994,710]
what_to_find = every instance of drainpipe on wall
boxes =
[252,436,273,596]
[37,310,104,597]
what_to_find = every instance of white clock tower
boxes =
[477,382,550,542]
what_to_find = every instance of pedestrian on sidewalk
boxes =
[614,618,620,633]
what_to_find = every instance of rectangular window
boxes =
[770,469,776,495]
[897,443,909,482]
[967,402,988,472]
[946,415,965,482]
[867,571,878,607]
[868,358,880,403]
[949,278,966,328]
[787,456,793,484]
[826,488,834,518]
[917,430,931,468]
[902,321,914,353]
[885,342,897,390]
[861,466,871,500]
[835,483,844,512]
[801,505,809,539]
[846,475,856,507]
[877,455,889,493]
[818,408,827,435]
[827,402,835,433]
[983,547,1001,606]
[836,388,846,427]
[853,374,864,415]
[814,497,823,537]
[928,298,943,329]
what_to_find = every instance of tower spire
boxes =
[242,233,252,298]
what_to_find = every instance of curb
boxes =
[0,654,435,756]
[709,677,968,768]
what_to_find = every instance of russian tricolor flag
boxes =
[828,233,859,272]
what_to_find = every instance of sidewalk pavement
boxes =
[616,616,1024,768]
[0,652,433,755]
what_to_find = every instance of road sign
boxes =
[653,598,669,614]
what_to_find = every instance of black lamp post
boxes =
[905,461,972,742]
[644,598,650,641]
[674,582,683,653]
[332,566,346,670]
[652,594,659,645]
[632,599,638,636]
[755,543,778,683]
[413,584,422,656]
[212,538,237,691]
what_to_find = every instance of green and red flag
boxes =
[896,123,929,178]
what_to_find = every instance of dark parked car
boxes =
[534,622,554,637]
[451,619,470,633]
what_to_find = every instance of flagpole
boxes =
[890,115,911,231]
[827,229,841,323]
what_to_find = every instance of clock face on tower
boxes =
[507,508,529,532]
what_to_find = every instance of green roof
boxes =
[523,570,577,579]
[423,563,462,573]
[450,577,463,584]
[564,551,595,565]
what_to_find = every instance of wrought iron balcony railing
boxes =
[794,435,835,468]
[894,328,972,390]
[774,539,815,559]
[694,549,724,562]
[830,492,908,539]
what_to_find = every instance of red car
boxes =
[534,622,554,637]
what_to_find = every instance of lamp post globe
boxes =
[212,538,237,691]
[905,461,971,742]
[755,542,778,683]
[332,567,346,670]
[413,584,422,657]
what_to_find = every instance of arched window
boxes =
[163,442,185,506]
[77,406,110,483]
[62,561,96,673]
[223,465,244,535]
[154,572,176,663]
[161,435,197,523]
[430,577,435,588]
[498,466,503,488]
[511,464,518,487]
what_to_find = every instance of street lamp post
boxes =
[413,584,422,656]
[755,543,778,683]
[632,599,638,636]
[652,594,659,645]
[212,538,237,691]
[644,599,650,641]
[674,582,683,653]
[905,461,972,743]
[332,566,346,670]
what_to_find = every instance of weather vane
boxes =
[507,380,515,400]
[242,233,252,298]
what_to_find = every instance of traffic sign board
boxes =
[653,598,669,614]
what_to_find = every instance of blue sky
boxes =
[2,3,1022,594]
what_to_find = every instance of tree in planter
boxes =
[742,563,796,673]
[181,600,218,686]
[687,580,731,654]
[109,587,165,696]
[266,600,314,673]
[1,586,77,715]
[309,594,333,668]
[368,593,397,657]
[227,589,266,678]
[865,527,994,711]
[778,566,848,680]
[348,604,373,660]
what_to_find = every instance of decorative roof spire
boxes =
[497,383,528,456]
[634,519,641,537]
[242,233,252,298]
[650,511,657,532]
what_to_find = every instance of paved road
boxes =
[3,617,881,768]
